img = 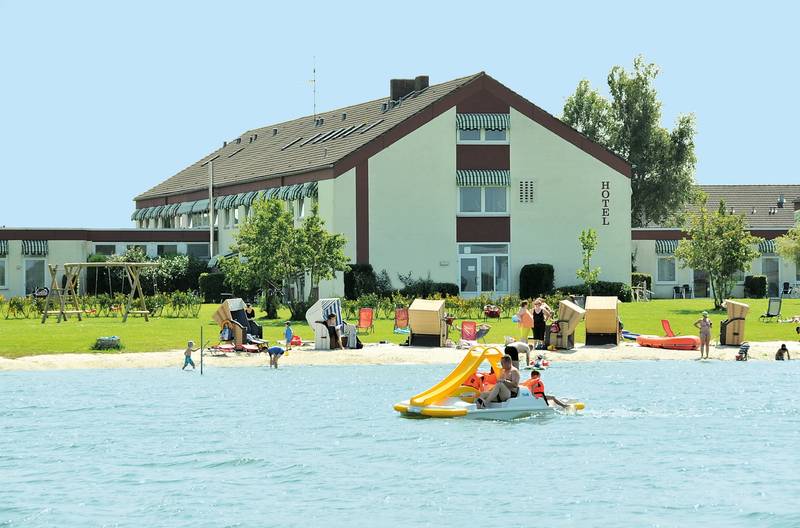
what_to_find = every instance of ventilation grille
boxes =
[519,180,535,203]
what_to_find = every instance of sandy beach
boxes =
[0,340,793,371]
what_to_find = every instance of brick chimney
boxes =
[390,75,429,101]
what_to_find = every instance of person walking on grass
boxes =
[516,301,534,344]
[183,340,199,370]
[694,311,712,359]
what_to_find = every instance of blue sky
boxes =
[1,0,797,228]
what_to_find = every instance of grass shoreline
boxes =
[0,298,798,359]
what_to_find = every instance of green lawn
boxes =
[1,298,798,359]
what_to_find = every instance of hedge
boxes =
[400,280,459,298]
[744,275,767,298]
[558,281,633,302]
[519,263,555,298]
[631,272,652,291]
[344,264,377,300]
[199,272,226,303]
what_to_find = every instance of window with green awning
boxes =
[456,170,510,187]
[456,113,509,130]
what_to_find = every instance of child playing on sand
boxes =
[284,321,293,350]
[183,340,199,370]
[776,344,791,361]
[267,346,284,369]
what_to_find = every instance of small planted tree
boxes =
[576,228,601,295]
[674,199,761,309]
[220,200,348,320]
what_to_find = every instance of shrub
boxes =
[744,275,767,298]
[631,272,652,291]
[344,264,377,300]
[199,272,226,303]
[557,281,632,302]
[519,263,555,298]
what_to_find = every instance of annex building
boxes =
[633,185,800,299]
[131,72,633,298]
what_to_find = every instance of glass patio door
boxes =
[458,244,509,295]
[460,257,478,293]
[763,257,779,297]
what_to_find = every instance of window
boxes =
[25,259,45,294]
[95,244,116,256]
[162,217,173,228]
[186,243,210,259]
[484,187,507,212]
[457,128,509,143]
[243,206,250,218]
[657,257,676,282]
[458,129,481,141]
[459,244,509,294]
[157,244,178,256]
[484,129,507,141]
[233,208,239,226]
[459,188,482,212]
[298,198,305,218]
[0,258,6,288]
[458,187,508,214]
[732,270,745,283]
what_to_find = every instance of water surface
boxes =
[2,361,799,527]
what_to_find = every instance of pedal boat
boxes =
[393,346,584,421]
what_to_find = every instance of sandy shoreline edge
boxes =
[0,341,793,371]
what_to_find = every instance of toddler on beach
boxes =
[284,321,293,349]
[183,341,199,370]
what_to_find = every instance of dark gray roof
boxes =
[694,184,800,229]
[136,74,482,200]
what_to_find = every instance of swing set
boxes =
[40,262,160,323]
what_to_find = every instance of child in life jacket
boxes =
[521,370,546,398]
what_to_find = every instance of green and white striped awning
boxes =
[759,239,775,254]
[0,240,7,256]
[22,240,48,256]
[176,201,195,215]
[456,170,510,187]
[655,240,679,254]
[190,199,209,214]
[130,209,141,221]
[147,205,164,220]
[456,113,509,130]
[304,181,318,197]
[165,203,181,217]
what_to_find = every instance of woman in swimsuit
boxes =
[694,311,712,359]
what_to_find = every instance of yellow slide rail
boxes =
[409,345,503,407]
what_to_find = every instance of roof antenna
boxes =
[308,56,317,120]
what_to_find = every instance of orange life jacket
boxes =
[462,373,482,391]
[521,378,545,398]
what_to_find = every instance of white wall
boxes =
[317,169,356,298]
[368,108,458,288]
[509,108,632,290]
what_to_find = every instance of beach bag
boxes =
[290,335,302,346]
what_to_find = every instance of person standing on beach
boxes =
[284,321,294,350]
[531,298,552,349]
[517,301,533,343]
[182,341,199,370]
[694,311,712,359]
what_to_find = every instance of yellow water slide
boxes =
[409,346,503,407]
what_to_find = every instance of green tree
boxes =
[562,56,698,227]
[674,199,761,309]
[775,226,800,270]
[220,199,348,320]
[576,228,601,294]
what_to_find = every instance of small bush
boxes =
[557,281,632,302]
[519,263,555,298]
[344,264,377,300]
[744,275,767,298]
[631,272,652,291]
[199,272,226,303]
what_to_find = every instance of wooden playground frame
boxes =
[40,262,160,323]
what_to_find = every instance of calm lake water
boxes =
[2,361,799,527]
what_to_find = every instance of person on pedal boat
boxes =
[476,355,519,408]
